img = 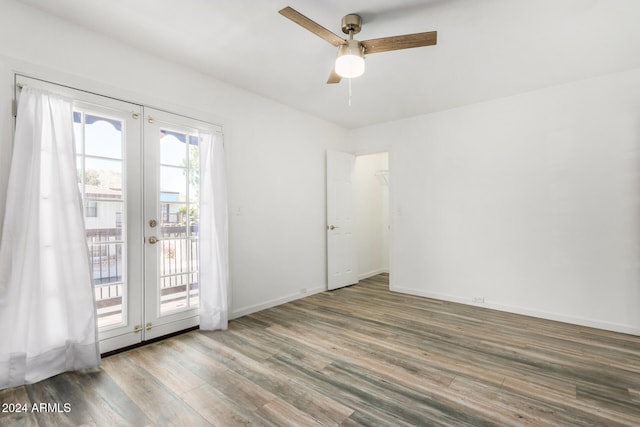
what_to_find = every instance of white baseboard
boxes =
[230,285,325,319]
[358,268,389,280]
[391,285,640,337]
[230,269,390,320]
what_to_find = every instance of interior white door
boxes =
[326,150,358,290]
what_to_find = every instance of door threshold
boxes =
[100,325,200,358]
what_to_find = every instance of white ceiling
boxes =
[18,0,640,128]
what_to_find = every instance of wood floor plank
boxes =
[0,386,38,426]
[263,350,465,427]
[2,273,640,426]
[176,330,356,425]
[255,398,326,427]
[101,354,210,426]
[62,369,151,427]
[24,374,94,427]
[180,383,258,426]
[125,344,206,397]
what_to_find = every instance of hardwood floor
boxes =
[2,273,640,426]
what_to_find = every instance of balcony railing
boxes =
[90,225,199,328]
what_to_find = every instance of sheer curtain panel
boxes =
[199,131,229,330]
[0,86,100,389]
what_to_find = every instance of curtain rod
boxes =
[14,74,128,103]
[13,74,223,131]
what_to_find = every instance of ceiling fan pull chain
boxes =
[348,78,352,107]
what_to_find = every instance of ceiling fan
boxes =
[279,6,437,84]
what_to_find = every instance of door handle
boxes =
[147,236,159,244]
[327,225,340,231]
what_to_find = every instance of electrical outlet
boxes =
[472,296,485,304]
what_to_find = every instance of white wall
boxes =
[354,153,389,279]
[0,0,348,318]
[351,68,640,335]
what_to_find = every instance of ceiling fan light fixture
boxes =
[335,40,365,78]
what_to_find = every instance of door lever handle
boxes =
[327,225,340,230]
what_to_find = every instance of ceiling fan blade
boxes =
[327,68,342,84]
[279,7,345,47]
[362,31,437,54]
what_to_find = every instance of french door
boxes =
[16,76,221,353]
[142,108,215,343]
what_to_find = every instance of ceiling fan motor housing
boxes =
[341,14,362,35]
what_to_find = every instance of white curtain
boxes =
[0,87,100,389]
[199,131,229,330]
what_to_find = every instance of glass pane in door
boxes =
[75,111,127,329]
[158,130,200,314]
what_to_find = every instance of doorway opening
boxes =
[354,152,390,281]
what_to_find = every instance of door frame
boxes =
[14,74,224,353]
[326,149,391,292]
